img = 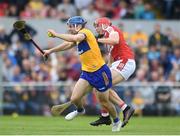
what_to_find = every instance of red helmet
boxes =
[94,17,112,27]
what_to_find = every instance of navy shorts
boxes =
[80,64,112,92]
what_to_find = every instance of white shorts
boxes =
[110,59,136,80]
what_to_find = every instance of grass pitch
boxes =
[0,116,180,135]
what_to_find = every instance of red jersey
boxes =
[104,25,134,61]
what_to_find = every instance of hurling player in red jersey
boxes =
[90,17,136,128]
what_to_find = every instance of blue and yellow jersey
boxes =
[77,28,105,72]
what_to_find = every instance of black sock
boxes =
[77,107,84,112]
[103,115,110,118]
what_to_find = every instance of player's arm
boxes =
[43,41,75,56]
[48,29,86,43]
[55,33,85,42]
[98,31,119,45]
[50,41,75,52]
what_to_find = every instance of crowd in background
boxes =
[0,0,180,116]
[1,23,179,83]
[0,0,180,20]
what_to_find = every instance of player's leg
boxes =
[96,90,117,119]
[90,70,130,126]
[110,69,129,113]
[90,88,112,126]
[110,60,136,127]
[90,60,135,127]
[87,64,122,131]
[65,78,92,120]
[109,88,135,127]
[91,89,134,127]
[96,90,122,132]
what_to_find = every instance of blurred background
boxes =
[0,0,179,117]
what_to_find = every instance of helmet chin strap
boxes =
[75,24,81,32]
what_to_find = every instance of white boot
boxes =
[112,120,122,132]
[65,109,85,121]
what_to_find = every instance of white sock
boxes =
[101,112,109,117]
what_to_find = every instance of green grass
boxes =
[0,116,180,135]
